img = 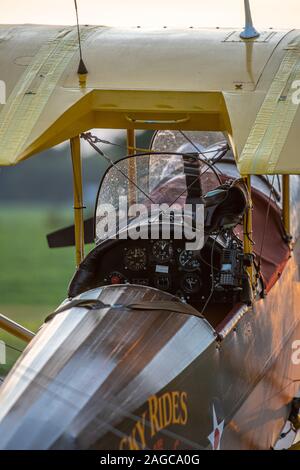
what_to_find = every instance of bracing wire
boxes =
[82,132,227,207]
[81,133,156,204]
[82,132,226,228]
[88,133,229,156]
[257,175,276,270]
[83,131,229,248]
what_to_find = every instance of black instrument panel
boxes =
[95,239,215,306]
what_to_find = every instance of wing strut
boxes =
[0,314,34,343]
[127,129,137,206]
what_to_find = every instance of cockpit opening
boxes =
[68,130,290,329]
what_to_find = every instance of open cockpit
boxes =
[68,131,290,329]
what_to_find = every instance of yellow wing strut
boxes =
[0,313,35,343]
[70,136,85,266]
[127,129,137,206]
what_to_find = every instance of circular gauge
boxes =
[104,271,128,285]
[124,248,147,271]
[178,250,201,272]
[152,240,173,263]
[154,275,171,291]
[182,273,202,294]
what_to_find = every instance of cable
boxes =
[82,133,156,205]
[82,132,224,184]
[82,132,225,229]
[84,131,229,265]
[87,132,229,157]
[198,251,221,272]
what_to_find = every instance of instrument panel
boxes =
[96,239,213,305]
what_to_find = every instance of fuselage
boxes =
[0,176,299,450]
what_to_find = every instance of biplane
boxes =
[0,0,300,450]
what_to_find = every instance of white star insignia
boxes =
[208,405,225,450]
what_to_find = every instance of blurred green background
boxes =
[0,206,75,374]
[0,133,120,376]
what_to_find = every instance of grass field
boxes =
[0,206,83,376]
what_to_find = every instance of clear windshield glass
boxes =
[151,130,227,154]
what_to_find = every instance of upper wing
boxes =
[0,25,298,174]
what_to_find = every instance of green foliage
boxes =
[0,207,76,307]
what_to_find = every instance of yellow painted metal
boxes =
[7,90,233,164]
[70,136,85,266]
[127,129,137,206]
[0,313,34,343]
[78,73,88,89]
[243,176,254,285]
[0,26,95,166]
[283,175,291,236]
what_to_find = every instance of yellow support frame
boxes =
[70,136,85,266]
[16,90,232,164]
[127,129,137,206]
[0,313,34,343]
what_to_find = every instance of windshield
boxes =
[151,130,227,154]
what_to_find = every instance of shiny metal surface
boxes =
[0,286,214,449]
